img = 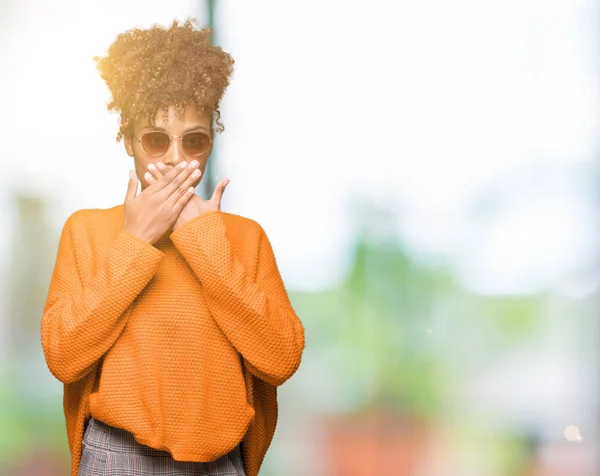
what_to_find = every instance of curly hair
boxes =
[94,18,235,142]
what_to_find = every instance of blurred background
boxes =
[1,0,599,474]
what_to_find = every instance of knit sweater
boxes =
[40,204,305,476]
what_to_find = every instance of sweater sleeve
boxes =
[41,211,165,384]
[170,211,305,387]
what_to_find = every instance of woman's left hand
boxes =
[144,161,230,232]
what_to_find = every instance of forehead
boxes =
[138,104,212,131]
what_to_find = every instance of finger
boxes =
[171,186,196,214]
[143,171,156,185]
[146,163,163,182]
[210,178,230,203]
[151,160,190,193]
[154,161,167,174]
[167,167,201,207]
[161,160,200,199]
[125,170,138,202]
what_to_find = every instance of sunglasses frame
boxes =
[134,130,213,157]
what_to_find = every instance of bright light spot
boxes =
[564,425,582,442]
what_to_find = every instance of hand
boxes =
[123,160,201,244]
[144,161,230,232]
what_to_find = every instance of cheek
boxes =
[132,149,154,168]
[200,159,210,173]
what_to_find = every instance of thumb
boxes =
[125,170,138,202]
[210,178,230,203]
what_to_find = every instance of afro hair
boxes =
[94,18,235,141]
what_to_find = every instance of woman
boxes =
[40,19,305,476]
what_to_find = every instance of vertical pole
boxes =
[203,0,216,199]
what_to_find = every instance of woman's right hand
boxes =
[123,160,201,244]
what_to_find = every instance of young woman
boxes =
[40,19,305,476]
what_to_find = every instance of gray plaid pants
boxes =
[77,416,246,475]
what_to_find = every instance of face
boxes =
[124,104,213,190]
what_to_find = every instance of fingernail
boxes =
[190,160,199,168]
[179,161,188,168]
[148,163,155,170]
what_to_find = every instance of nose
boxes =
[162,137,185,167]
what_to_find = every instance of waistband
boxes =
[83,416,189,458]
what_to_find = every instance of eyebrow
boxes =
[140,125,208,133]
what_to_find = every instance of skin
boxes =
[123,104,230,242]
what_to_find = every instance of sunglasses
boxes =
[135,131,212,157]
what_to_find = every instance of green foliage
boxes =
[291,226,545,421]
[291,233,454,419]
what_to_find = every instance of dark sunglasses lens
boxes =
[141,132,170,155]
[182,132,210,156]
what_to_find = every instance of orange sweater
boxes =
[40,204,305,476]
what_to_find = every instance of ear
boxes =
[124,130,135,157]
